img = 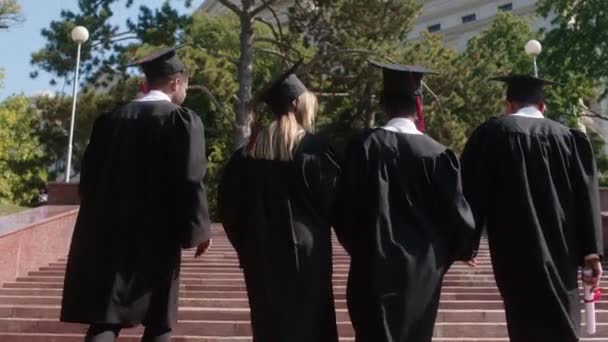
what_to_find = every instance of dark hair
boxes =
[147,69,189,89]
[382,94,417,118]
[510,99,543,109]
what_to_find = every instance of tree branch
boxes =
[217,0,243,15]
[580,114,608,121]
[254,17,281,43]
[254,37,302,56]
[188,84,229,116]
[92,36,139,47]
[197,47,239,64]
[260,0,285,41]
[302,49,379,73]
[254,47,296,62]
[251,0,280,17]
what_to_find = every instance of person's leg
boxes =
[141,326,172,342]
[84,324,121,342]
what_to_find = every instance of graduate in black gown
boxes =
[60,46,212,342]
[461,75,604,342]
[334,62,476,342]
[218,63,340,342]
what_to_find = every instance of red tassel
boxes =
[416,96,425,132]
[140,81,149,94]
[246,127,260,153]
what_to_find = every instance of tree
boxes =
[33,77,142,179]
[285,0,422,151]
[30,1,192,88]
[452,12,536,127]
[0,0,24,30]
[0,96,48,205]
[538,0,608,101]
[31,7,284,218]
[210,0,289,149]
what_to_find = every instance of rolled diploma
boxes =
[583,268,596,335]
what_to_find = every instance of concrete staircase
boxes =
[0,226,606,341]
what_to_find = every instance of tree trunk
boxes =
[233,0,255,151]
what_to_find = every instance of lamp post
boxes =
[525,39,542,77]
[65,26,89,182]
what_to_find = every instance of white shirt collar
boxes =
[133,90,172,103]
[511,106,544,119]
[381,117,423,135]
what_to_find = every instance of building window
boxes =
[498,3,513,11]
[428,23,441,33]
[462,13,477,24]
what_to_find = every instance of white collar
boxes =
[511,106,544,119]
[133,90,172,103]
[381,117,423,135]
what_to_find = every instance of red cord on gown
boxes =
[246,127,260,153]
[416,95,425,132]
[140,81,149,94]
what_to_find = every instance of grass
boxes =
[0,203,27,217]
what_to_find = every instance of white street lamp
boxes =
[525,39,542,77]
[65,26,89,182]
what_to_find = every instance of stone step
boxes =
[0,291,507,302]
[12,275,509,284]
[0,283,515,293]
[7,279,507,288]
[10,333,606,342]
[0,281,506,292]
[0,304,599,324]
[0,296,603,311]
[0,318,604,338]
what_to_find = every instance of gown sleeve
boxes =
[79,113,108,200]
[218,150,246,251]
[432,149,476,261]
[301,143,342,221]
[333,136,368,254]
[460,122,494,258]
[172,108,212,248]
[570,129,603,262]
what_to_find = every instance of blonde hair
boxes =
[245,91,318,161]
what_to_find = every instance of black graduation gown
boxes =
[334,129,476,342]
[461,115,603,342]
[60,100,211,328]
[218,134,340,342]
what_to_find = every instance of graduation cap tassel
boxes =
[246,126,260,154]
[416,95,425,132]
[140,80,149,94]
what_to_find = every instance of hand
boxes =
[462,258,477,267]
[194,239,212,258]
[583,256,603,290]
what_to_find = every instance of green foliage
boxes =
[0,0,23,29]
[0,96,47,205]
[33,77,141,178]
[30,1,191,86]
[454,13,536,127]
[22,0,608,213]
[288,0,423,152]
[588,131,608,186]
[0,203,26,217]
[538,0,608,96]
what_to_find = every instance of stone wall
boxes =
[0,206,78,286]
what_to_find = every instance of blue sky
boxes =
[0,0,196,100]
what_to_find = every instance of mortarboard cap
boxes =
[370,61,436,131]
[369,61,436,98]
[130,45,188,80]
[257,61,308,115]
[490,74,559,103]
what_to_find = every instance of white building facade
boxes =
[409,0,551,51]
[198,0,552,52]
